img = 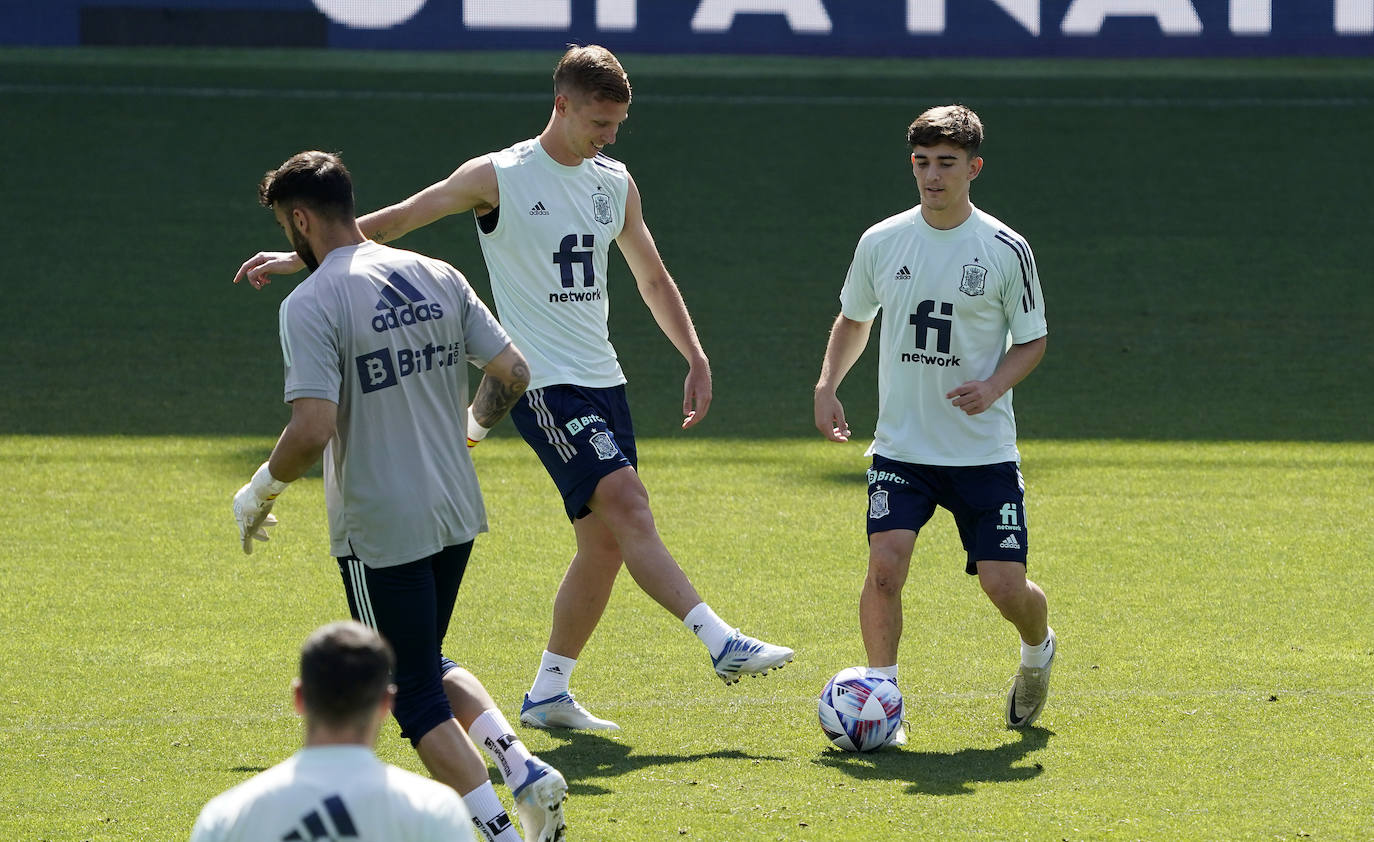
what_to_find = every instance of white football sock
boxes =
[469,709,536,792]
[868,664,898,681]
[1021,627,1055,668]
[462,781,521,842]
[683,602,733,657]
[528,650,576,701]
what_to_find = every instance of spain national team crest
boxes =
[959,263,987,296]
[592,191,613,225]
[590,431,618,461]
[868,488,890,520]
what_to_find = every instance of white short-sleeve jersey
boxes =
[477,138,629,391]
[278,241,511,566]
[189,745,475,842]
[840,206,1047,466]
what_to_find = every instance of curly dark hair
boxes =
[258,150,355,221]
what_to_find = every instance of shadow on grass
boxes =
[533,731,786,796]
[815,727,1052,796]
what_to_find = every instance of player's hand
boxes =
[946,380,1002,416]
[814,391,851,442]
[232,462,289,554]
[681,362,712,429]
[234,251,305,290]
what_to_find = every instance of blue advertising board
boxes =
[2,0,1372,56]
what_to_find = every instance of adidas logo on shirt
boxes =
[282,794,358,840]
[999,534,1021,550]
[529,201,550,215]
[371,272,444,333]
[894,266,912,280]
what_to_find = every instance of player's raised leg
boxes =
[587,467,793,685]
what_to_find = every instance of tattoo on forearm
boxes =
[472,360,530,428]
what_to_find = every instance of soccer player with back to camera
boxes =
[191,622,478,841]
[231,150,567,842]
[235,45,793,734]
[813,105,1056,740]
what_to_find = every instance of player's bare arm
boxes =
[233,157,500,289]
[814,314,874,442]
[268,397,338,481]
[360,155,499,245]
[470,344,530,429]
[616,174,712,429]
[946,335,1047,416]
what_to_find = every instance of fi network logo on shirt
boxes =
[281,794,358,840]
[372,272,444,333]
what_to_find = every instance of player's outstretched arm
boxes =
[359,156,499,245]
[233,157,499,289]
[814,314,873,442]
[616,175,712,429]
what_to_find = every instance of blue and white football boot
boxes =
[520,691,620,732]
[712,630,794,684]
[512,757,568,842]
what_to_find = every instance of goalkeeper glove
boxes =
[233,461,289,554]
[466,405,490,448]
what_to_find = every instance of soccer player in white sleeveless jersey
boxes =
[191,622,476,842]
[234,47,793,734]
[814,105,1057,735]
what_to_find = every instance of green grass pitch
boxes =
[0,48,1371,841]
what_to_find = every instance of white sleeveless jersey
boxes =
[840,206,1047,467]
[477,138,629,390]
[190,745,476,842]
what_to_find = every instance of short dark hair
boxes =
[258,150,356,221]
[553,44,631,103]
[299,621,394,727]
[907,105,983,157]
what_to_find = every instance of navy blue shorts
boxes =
[510,384,638,521]
[865,455,1029,575]
[337,543,470,746]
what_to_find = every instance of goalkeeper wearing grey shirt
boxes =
[230,150,568,842]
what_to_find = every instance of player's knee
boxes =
[978,572,1026,612]
[865,555,908,596]
[590,470,653,524]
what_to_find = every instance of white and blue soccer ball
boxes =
[818,667,904,752]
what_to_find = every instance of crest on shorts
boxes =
[592,191,613,225]
[959,263,987,296]
[590,431,618,461]
[868,488,890,520]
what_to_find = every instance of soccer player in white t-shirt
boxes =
[234,46,792,733]
[231,151,567,842]
[813,105,1057,733]
[190,622,477,842]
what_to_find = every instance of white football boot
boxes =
[712,630,794,685]
[520,692,620,732]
